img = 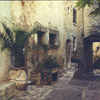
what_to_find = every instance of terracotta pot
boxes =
[30,73,41,85]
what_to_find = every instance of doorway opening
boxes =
[93,42,100,69]
[66,40,71,67]
[84,35,100,73]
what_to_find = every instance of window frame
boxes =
[73,8,77,25]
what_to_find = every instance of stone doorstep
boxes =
[0,82,16,98]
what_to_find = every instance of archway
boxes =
[84,34,100,73]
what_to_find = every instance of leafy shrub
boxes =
[0,23,38,67]
[38,56,60,70]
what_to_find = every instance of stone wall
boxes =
[0,1,13,82]
[11,1,65,59]
[84,4,100,38]
[63,1,84,71]
[0,1,85,81]
[82,4,100,73]
[11,1,84,73]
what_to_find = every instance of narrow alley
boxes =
[0,1,100,100]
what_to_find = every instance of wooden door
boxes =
[66,40,71,66]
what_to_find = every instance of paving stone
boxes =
[0,82,15,96]
[82,90,98,100]
[68,80,89,87]
[10,70,100,100]
[12,85,53,100]
[44,89,82,100]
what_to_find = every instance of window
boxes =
[73,37,77,52]
[73,8,77,24]
[21,0,25,6]
[37,31,45,44]
[49,33,56,45]
[67,7,70,12]
[48,29,59,48]
[66,40,71,66]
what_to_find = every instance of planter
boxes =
[52,68,58,83]
[8,69,28,90]
[36,73,41,85]
[41,68,58,85]
[30,68,59,85]
[41,70,52,85]
[30,73,41,85]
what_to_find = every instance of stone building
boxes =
[0,1,99,82]
[83,3,100,73]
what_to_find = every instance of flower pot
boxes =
[30,73,41,85]
[40,70,52,85]
[8,69,28,90]
[52,68,58,83]
[36,73,41,85]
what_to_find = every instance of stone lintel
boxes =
[49,29,58,34]
[38,26,47,33]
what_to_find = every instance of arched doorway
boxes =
[84,34,100,72]
[66,40,71,67]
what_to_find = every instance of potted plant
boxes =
[0,23,38,68]
[43,56,60,69]
[33,56,60,85]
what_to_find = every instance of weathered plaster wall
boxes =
[11,1,83,69]
[33,1,65,53]
[0,1,84,81]
[63,1,84,71]
[0,1,12,82]
[64,1,77,67]
[0,1,67,81]
[11,1,66,67]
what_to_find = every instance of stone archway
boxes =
[84,34,100,73]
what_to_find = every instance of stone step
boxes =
[0,82,16,99]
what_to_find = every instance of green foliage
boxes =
[38,56,60,70]
[0,23,38,66]
[14,30,29,64]
[0,23,15,53]
[89,7,100,16]
[76,0,94,9]
[76,0,100,16]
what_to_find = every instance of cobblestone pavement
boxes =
[11,70,100,100]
